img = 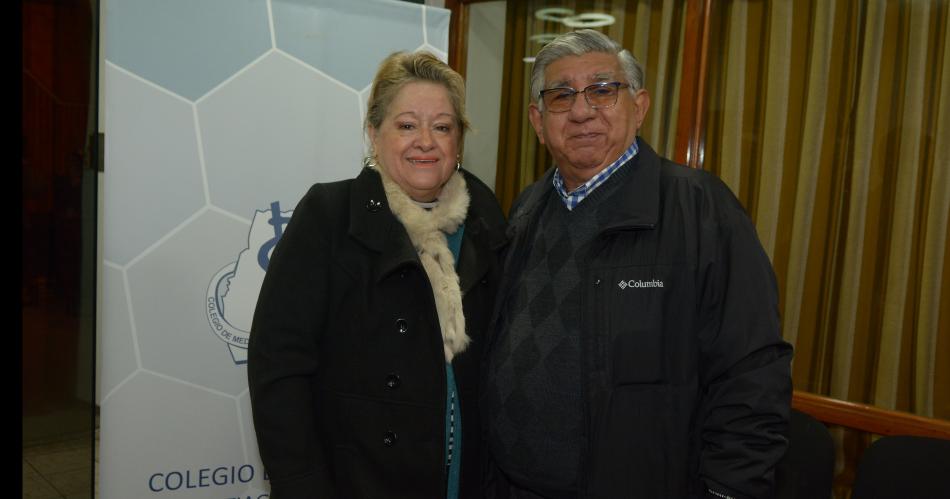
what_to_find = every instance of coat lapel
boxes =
[457,204,507,294]
[347,167,419,282]
[349,167,507,292]
[599,139,661,232]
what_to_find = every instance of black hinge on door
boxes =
[87,132,104,172]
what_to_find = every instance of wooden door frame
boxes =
[675,0,712,169]
[446,0,500,78]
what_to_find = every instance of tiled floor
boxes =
[22,429,98,499]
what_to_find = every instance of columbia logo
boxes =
[618,279,664,289]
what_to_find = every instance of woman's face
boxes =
[370,81,459,202]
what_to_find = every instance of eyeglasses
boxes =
[539,81,630,113]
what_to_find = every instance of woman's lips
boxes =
[408,158,439,165]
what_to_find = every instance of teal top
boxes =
[444,224,464,499]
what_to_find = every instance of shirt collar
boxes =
[552,139,640,210]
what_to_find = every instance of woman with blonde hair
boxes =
[248,51,506,499]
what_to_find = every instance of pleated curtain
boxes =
[703,0,949,422]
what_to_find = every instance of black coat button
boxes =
[395,318,408,334]
[383,431,398,447]
[366,199,382,212]
[385,373,401,389]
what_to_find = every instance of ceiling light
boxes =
[562,13,615,28]
[535,7,574,23]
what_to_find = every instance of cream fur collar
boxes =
[372,165,471,362]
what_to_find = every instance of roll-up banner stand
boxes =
[100,1,451,496]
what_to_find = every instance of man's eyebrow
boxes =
[546,72,616,89]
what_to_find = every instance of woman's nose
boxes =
[416,127,434,148]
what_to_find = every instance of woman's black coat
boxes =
[248,167,507,499]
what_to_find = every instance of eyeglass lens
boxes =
[542,82,623,112]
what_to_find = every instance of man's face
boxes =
[528,52,650,191]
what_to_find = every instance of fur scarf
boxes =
[372,165,471,363]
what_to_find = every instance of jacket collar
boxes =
[348,167,507,289]
[601,138,660,232]
[348,167,418,282]
[457,177,508,293]
[512,137,661,233]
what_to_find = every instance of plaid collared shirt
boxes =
[552,139,640,210]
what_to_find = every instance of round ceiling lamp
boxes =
[534,7,575,23]
[562,13,616,28]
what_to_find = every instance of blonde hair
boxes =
[365,51,470,154]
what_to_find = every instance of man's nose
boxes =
[568,91,597,120]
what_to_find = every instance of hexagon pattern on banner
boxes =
[127,211,251,396]
[100,264,137,400]
[272,0,425,90]
[425,5,451,54]
[101,1,451,497]
[99,373,254,498]
[197,51,361,216]
[103,64,206,266]
[105,0,271,101]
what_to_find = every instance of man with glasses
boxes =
[483,29,792,499]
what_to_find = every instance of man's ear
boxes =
[633,89,651,130]
[528,104,546,144]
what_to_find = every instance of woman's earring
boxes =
[455,159,461,172]
[363,156,378,168]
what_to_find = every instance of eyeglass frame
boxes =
[538,81,632,113]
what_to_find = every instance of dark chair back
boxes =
[774,409,835,499]
[851,434,950,499]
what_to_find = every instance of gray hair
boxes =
[530,29,645,109]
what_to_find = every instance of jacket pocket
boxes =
[600,264,672,384]
[588,384,693,498]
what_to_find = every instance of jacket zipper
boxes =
[707,488,736,499]
[579,225,655,498]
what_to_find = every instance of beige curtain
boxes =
[704,0,949,421]
[494,0,948,425]
[490,0,947,495]
[494,0,686,213]
[703,4,950,490]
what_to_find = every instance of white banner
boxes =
[99,1,450,497]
